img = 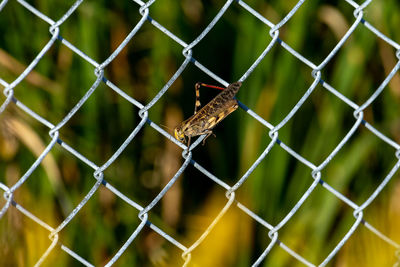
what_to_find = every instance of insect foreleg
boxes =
[186,136,191,151]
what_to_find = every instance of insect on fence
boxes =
[174,82,242,148]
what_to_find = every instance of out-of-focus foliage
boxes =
[0,0,399,266]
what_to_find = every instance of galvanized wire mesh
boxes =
[1,0,400,266]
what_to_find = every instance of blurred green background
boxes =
[0,0,400,266]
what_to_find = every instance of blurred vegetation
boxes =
[0,0,400,266]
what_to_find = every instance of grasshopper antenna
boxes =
[158,123,173,132]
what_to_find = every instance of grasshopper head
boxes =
[174,126,186,143]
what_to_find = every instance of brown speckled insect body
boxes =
[174,82,242,147]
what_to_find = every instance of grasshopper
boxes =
[174,81,242,147]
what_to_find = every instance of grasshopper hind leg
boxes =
[194,83,202,114]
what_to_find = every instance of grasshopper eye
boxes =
[174,128,185,143]
[181,135,186,143]
[179,134,186,143]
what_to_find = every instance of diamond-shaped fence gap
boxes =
[277,84,360,164]
[98,127,175,208]
[43,82,132,165]
[132,45,192,124]
[91,130,176,211]
[264,0,352,68]
[322,35,400,143]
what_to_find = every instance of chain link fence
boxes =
[1,0,400,266]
